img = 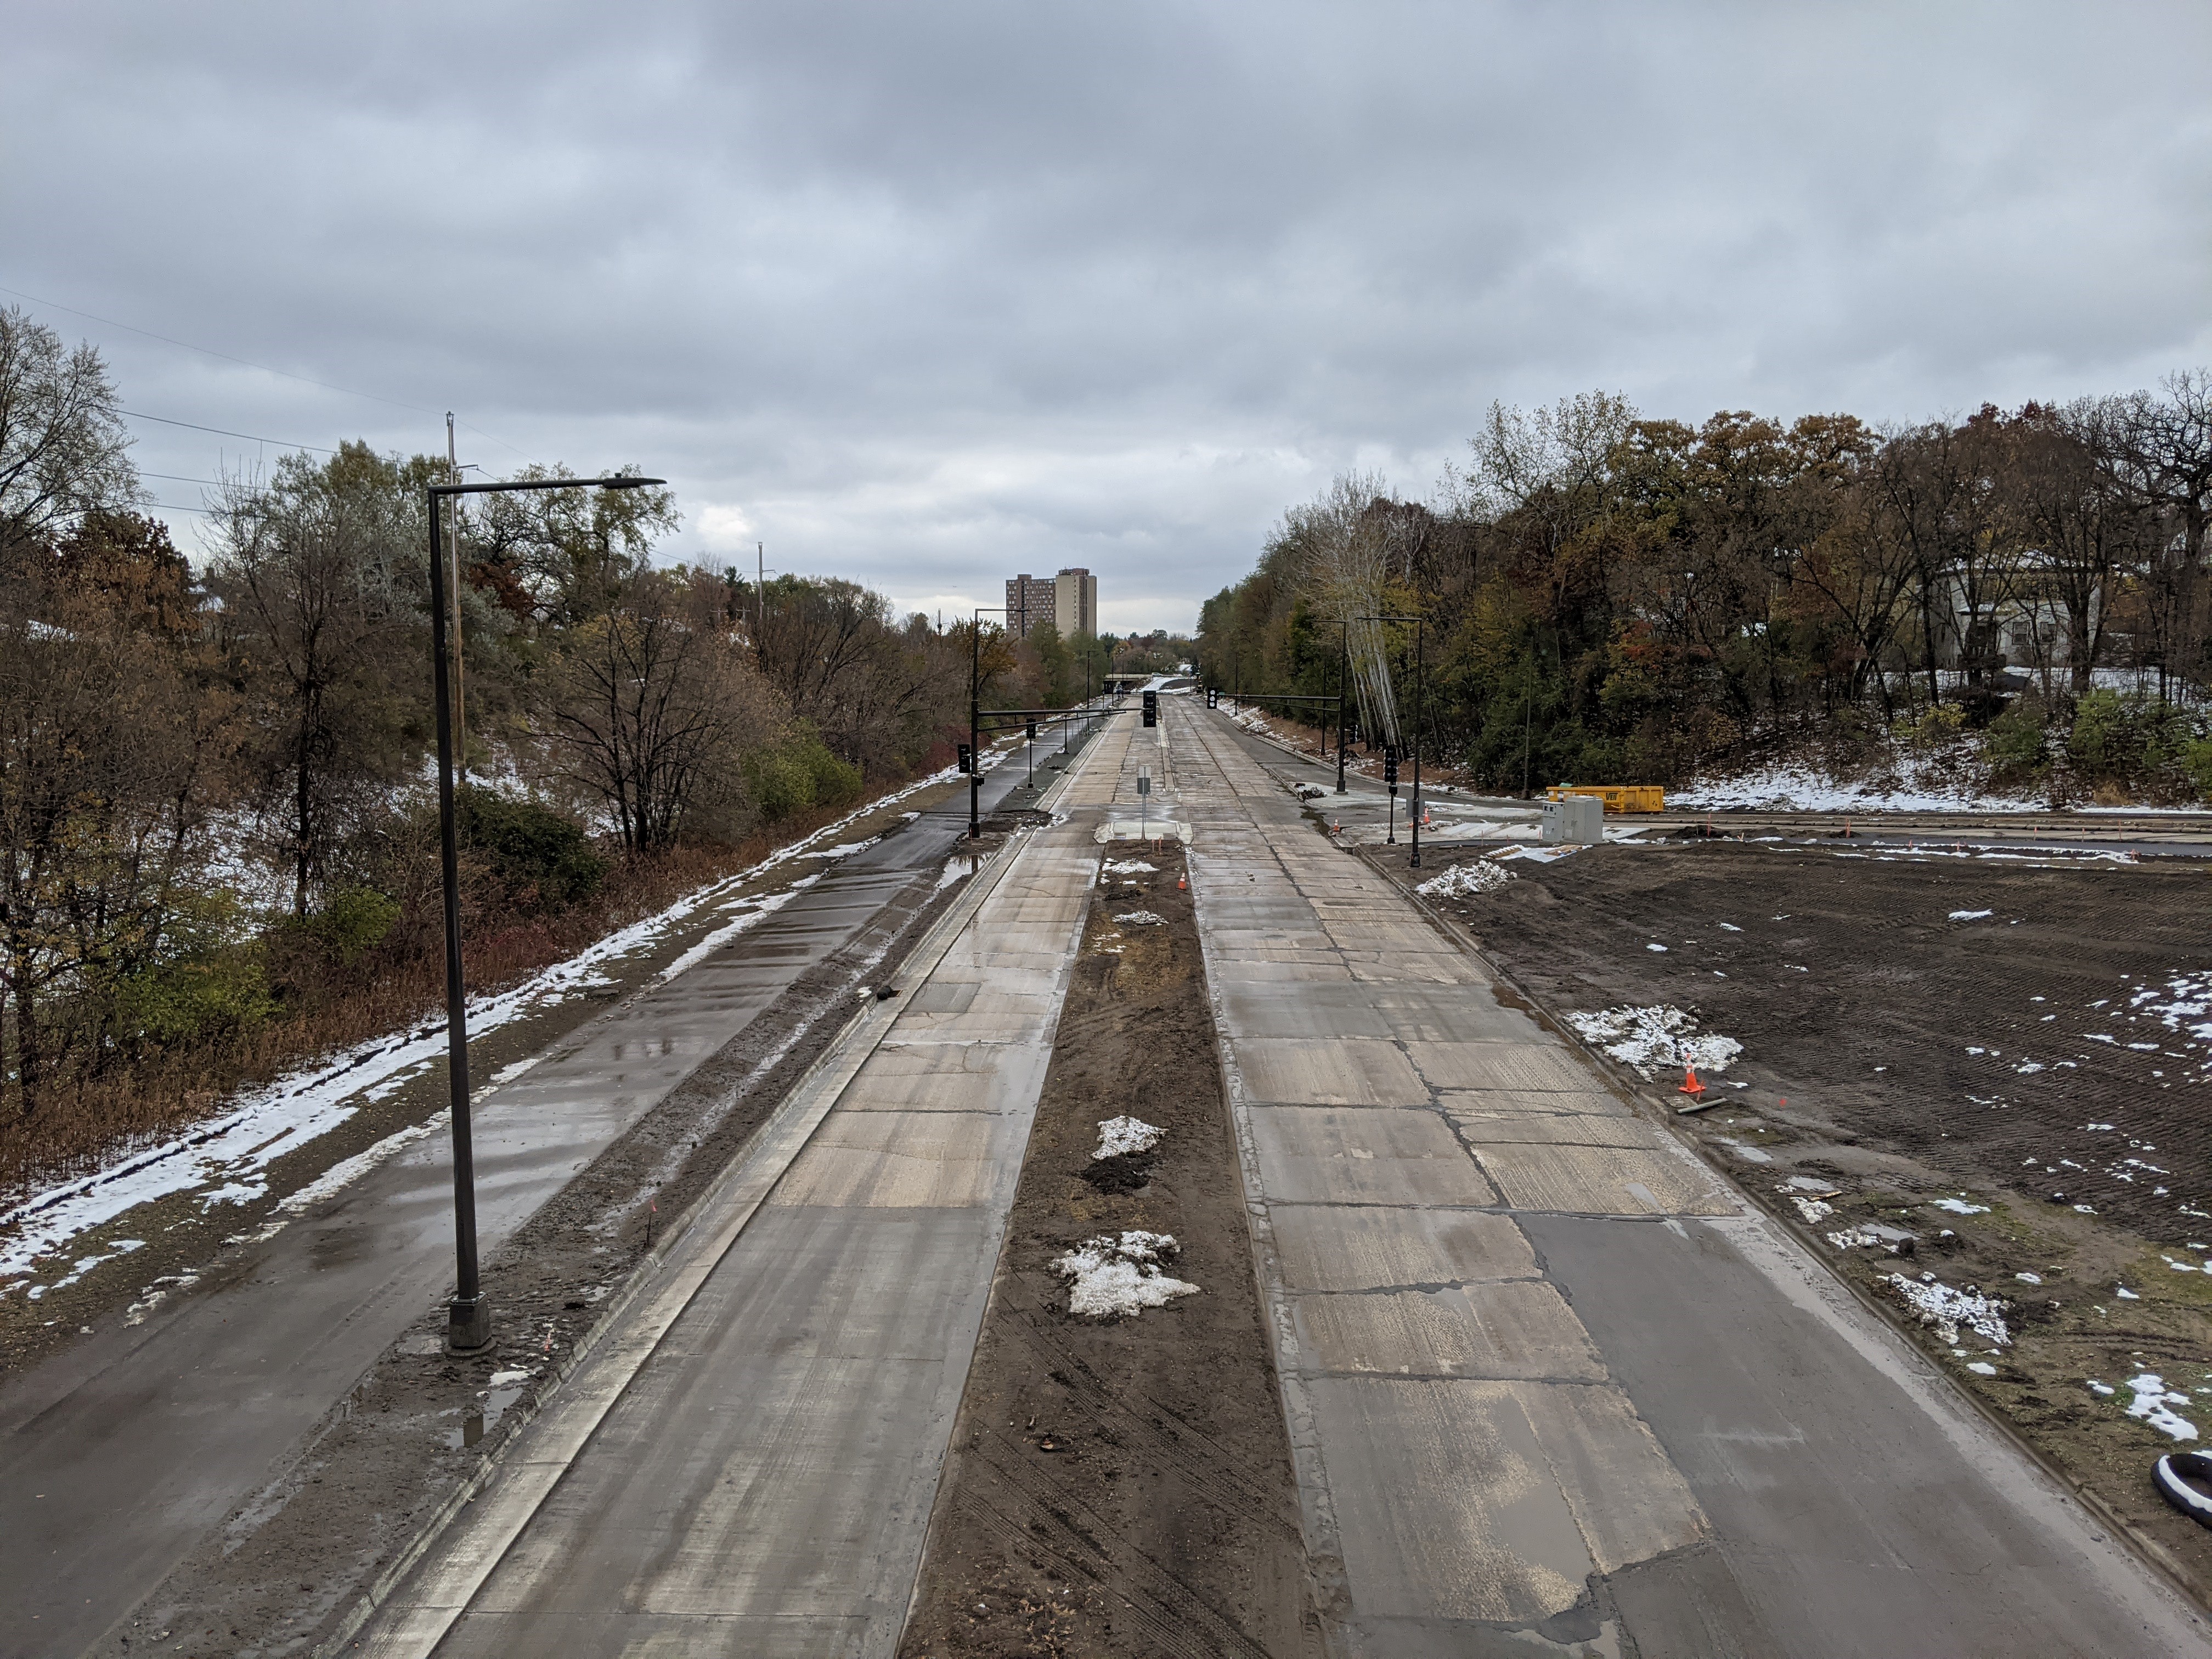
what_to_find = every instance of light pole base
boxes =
[447,1293,493,1353]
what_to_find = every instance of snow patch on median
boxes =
[1092,1118,1164,1160]
[1053,1231,1199,1318]
[1566,1005,1742,1079]
[1416,861,1516,900]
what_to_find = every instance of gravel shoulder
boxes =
[1375,833,2212,1604]
[900,843,1318,1659]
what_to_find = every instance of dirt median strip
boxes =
[92,822,1027,1659]
[899,842,1320,1659]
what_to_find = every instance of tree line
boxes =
[1199,380,2212,800]
[0,308,1119,1166]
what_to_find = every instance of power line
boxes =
[119,409,334,454]
[1,281,439,416]
[142,471,228,487]
[5,281,542,466]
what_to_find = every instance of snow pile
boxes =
[1416,861,1516,900]
[1929,1197,1991,1216]
[2124,1373,2199,1441]
[1113,910,1165,926]
[1102,859,1157,876]
[1948,909,1994,922]
[1053,1231,1200,1318]
[1882,1272,2011,1346]
[1093,1117,1164,1160]
[1566,1006,1742,1079]
[1827,1226,1887,1250]
[1792,1197,1836,1223]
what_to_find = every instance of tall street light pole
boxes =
[969,606,1005,840]
[1353,614,1426,868]
[426,471,665,1353]
[1334,617,1351,794]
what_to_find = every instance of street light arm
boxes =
[430,475,666,498]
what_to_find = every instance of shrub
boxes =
[742,726,864,822]
[303,885,401,963]
[2180,738,2212,802]
[113,948,272,1047]
[1982,697,2049,777]
[455,788,605,911]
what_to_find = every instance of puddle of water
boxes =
[443,1386,523,1449]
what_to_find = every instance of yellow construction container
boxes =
[1545,784,1665,814]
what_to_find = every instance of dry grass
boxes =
[0,799,894,1201]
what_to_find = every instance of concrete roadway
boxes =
[0,755,1036,1659]
[1172,697,2209,1656]
[357,718,1133,1658]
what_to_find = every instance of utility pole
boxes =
[446,414,465,786]
[757,542,768,672]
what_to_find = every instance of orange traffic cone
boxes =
[1177,874,1188,891]
[1677,1065,1706,1098]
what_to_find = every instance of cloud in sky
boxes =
[7,1,2207,631]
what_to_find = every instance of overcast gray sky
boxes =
[9,2,2208,633]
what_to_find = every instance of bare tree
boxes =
[0,308,138,555]
[2105,371,2212,701]
[540,569,772,853]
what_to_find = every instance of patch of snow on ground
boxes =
[2125,1373,2199,1440]
[1113,911,1165,925]
[1931,1198,1991,1215]
[1102,859,1158,875]
[1792,1198,1835,1223]
[1671,759,2040,814]
[1093,1117,1164,1160]
[1949,909,1994,921]
[1053,1231,1199,1318]
[1415,861,1515,900]
[1884,1273,2010,1346]
[1566,1006,1742,1079]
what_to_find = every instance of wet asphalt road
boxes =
[0,759,1032,1659]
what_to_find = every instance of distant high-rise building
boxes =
[1005,573,1054,637]
[1005,567,1098,639]
[1053,567,1097,637]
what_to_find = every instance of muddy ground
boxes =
[1382,834,2212,1600]
[94,817,1021,1659]
[901,844,1318,1659]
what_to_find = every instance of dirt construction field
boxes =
[1390,834,2212,1596]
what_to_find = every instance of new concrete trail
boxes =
[0,763,1031,1659]
[354,720,1135,1657]
[1172,697,2208,1657]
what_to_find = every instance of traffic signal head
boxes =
[1026,720,1037,741]
[1383,751,1398,786]
[1142,690,1159,728]
[1206,687,1219,708]
[957,743,973,774]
